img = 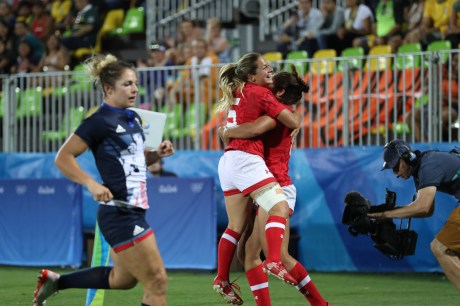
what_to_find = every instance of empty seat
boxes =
[395,43,422,70]
[365,45,392,72]
[285,50,308,74]
[310,49,337,75]
[338,47,364,72]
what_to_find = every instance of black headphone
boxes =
[385,141,418,167]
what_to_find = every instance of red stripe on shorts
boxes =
[113,229,154,253]
[242,177,277,196]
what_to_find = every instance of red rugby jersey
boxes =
[225,83,287,158]
[264,106,294,187]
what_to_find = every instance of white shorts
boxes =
[218,150,277,196]
[282,184,297,212]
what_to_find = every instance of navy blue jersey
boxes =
[412,151,460,201]
[75,103,149,208]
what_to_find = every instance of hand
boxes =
[368,211,390,219]
[157,140,175,157]
[218,126,230,146]
[87,180,113,203]
[290,127,300,139]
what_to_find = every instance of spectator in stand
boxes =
[101,0,130,12]
[0,1,16,30]
[30,1,54,42]
[306,0,345,55]
[0,19,14,51]
[446,0,460,49]
[336,0,373,54]
[275,0,323,58]
[169,38,219,107]
[13,20,43,63]
[387,0,425,53]
[49,0,72,32]
[16,1,33,24]
[353,0,404,53]
[147,159,177,177]
[60,0,99,52]
[205,18,230,63]
[11,39,38,73]
[404,0,453,47]
[0,39,14,73]
[166,19,202,65]
[34,33,69,72]
[136,41,175,108]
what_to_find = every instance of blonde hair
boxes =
[84,54,136,95]
[215,52,261,113]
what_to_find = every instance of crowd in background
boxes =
[275,0,460,57]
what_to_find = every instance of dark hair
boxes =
[216,52,261,113]
[84,54,136,95]
[272,65,309,105]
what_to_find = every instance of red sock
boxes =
[217,228,241,280]
[265,215,286,262]
[246,265,271,306]
[289,262,326,306]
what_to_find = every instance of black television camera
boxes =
[342,189,418,260]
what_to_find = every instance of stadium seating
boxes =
[161,104,184,139]
[395,43,422,70]
[285,50,308,74]
[69,64,92,93]
[426,40,452,65]
[263,51,283,62]
[73,30,103,60]
[338,47,364,72]
[112,7,145,36]
[16,87,43,119]
[100,9,125,37]
[42,106,85,141]
[365,45,392,71]
[310,49,337,75]
[181,104,207,140]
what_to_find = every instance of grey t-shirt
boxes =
[413,150,460,201]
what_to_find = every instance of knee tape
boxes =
[253,183,286,212]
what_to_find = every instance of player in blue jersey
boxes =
[33,54,174,306]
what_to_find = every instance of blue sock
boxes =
[58,266,112,290]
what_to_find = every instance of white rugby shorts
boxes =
[282,184,296,212]
[218,150,277,196]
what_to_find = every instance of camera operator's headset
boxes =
[384,141,418,167]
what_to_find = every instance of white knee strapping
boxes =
[253,183,286,212]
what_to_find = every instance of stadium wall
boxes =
[0,143,457,272]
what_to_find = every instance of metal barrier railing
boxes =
[1,49,459,152]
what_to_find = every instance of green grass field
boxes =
[1,266,458,305]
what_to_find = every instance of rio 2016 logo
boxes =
[141,116,151,135]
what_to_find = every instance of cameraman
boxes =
[369,139,460,291]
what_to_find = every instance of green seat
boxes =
[69,64,91,93]
[285,51,308,74]
[393,94,428,135]
[180,104,207,140]
[161,104,183,139]
[395,43,422,70]
[42,106,85,141]
[113,7,145,36]
[338,47,364,72]
[426,40,451,66]
[16,87,43,119]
